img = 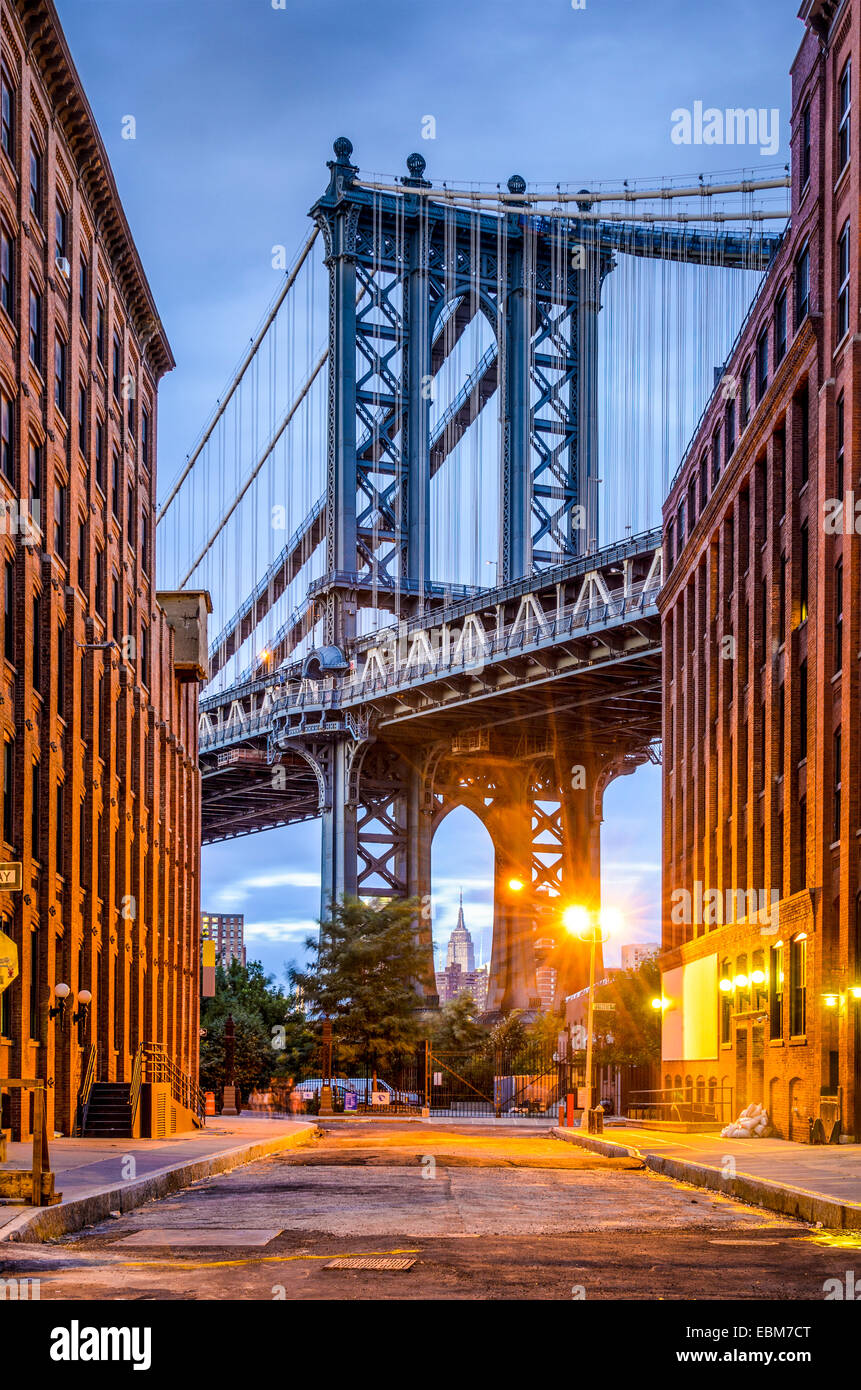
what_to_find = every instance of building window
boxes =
[790,933,807,1036]
[725,399,736,462]
[799,385,809,487]
[127,483,136,548]
[833,725,842,843]
[795,244,810,325]
[54,203,67,262]
[740,361,751,427]
[799,657,807,757]
[838,58,851,172]
[54,483,65,560]
[30,760,39,857]
[28,438,40,502]
[28,284,41,370]
[3,559,12,663]
[111,449,120,518]
[756,325,768,400]
[141,408,149,467]
[95,548,105,619]
[95,418,105,492]
[801,101,811,187]
[96,294,105,363]
[836,391,844,497]
[0,223,12,318]
[0,390,12,482]
[29,928,39,1038]
[798,795,807,887]
[56,621,65,712]
[800,521,809,622]
[29,138,42,223]
[32,592,40,693]
[141,509,149,575]
[112,574,120,643]
[77,518,86,590]
[139,623,149,687]
[775,288,787,364]
[78,383,88,456]
[837,219,850,342]
[769,943,784,1039]
[112,332,121,402]
[79,254,89,324]
[0,65,13,163]
[835,558,843,674]
[720,960,732,1044]
[711,427,721,487]
[54,337,67,415]
[55,781,64,869]
[2,738,12,844]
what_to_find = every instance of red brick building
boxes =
[659,0,861,1141]
[0,0,207,1139]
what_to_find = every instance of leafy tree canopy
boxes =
[290,897,428,1067]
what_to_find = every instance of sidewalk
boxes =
[552,1122,861,1229]
[0,1113,316,1244]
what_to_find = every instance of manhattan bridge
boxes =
[157,139,787,1014]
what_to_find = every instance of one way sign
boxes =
[0,862,22,891]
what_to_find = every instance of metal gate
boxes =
[428,1043,581,1118]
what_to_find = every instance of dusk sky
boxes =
[55,0,798,984]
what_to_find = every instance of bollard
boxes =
[558,1102,565,1128]
[205,1091,216,1117]
[566,1092,574,1128]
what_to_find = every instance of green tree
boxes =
[486,1009,528,1058]
[198,1006,273,1099]
[594,957,661,1065]
[290,897,428,1067]
[430,992,488,1052]
[200,958,316,1093]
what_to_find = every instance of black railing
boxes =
[628,1083,733,1125]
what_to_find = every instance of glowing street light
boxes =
[507,877,525,893]
[563,904,618,1130]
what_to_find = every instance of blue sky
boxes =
[55,0,799,983]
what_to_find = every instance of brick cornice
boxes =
[10,0,174,378]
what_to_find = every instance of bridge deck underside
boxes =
[199,646,661,844]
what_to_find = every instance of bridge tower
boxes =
[302,139,627,1010]
[197,140,780,1016]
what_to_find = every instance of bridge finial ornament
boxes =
[403,151,431,188]
[333,135,353,162]
[506,173,526,196]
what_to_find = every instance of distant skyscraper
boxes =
[446,892,476,973]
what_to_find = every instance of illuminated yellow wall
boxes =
[661,954,718,1061]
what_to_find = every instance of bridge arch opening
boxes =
[430,803,494,1007]
[429,302,500,590]
[599,761,661,969]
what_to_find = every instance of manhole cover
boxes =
[324,1256,416,1271]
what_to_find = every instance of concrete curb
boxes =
[0,1123,318,1244]
[550,1126,861,1230]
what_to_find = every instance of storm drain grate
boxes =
[324,1256,416,1271]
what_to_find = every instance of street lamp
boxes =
[48,982,71,1025]
[563,904,617,1131]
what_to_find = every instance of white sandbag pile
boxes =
[721,1101,771,1138]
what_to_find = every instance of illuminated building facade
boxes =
[0,0,207,1140]
[201,912,246,968]
[659,0,861,1140]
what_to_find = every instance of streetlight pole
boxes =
[583,925,597,1124]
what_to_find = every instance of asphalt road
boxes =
[2,1122,855,1300]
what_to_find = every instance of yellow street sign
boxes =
[0,862,22,891]
[0,929,18,994]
